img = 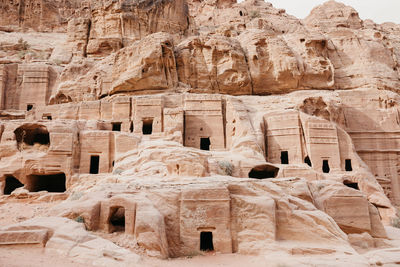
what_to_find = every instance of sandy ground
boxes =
[0,200,61,227]
[0,248,276,267]
[0,247,372,267]
[1,230,400,267]
[0,245,89,267]
[143,253,268,267]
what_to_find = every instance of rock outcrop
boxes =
[1,0,400,266]
[112,33,178,95]
[176,35,252,95]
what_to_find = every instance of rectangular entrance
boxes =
[200,231,214,251]
[90,155,100,174]
[345,159,353,171]
[200,137,210,151]
[281,151,289,164]
[323,159,330,173]
[109,206,125,233]
[142,119,153,135]
[112,122,122,132]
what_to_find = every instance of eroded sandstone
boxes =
[0,0,400,266]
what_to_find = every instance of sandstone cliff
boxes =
[1,0,400,266]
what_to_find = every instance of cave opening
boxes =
[281,151,289,164]
[304,156,312,167]
[109,206,125,233]
[345,159,353,172]
[142,119,153,135]
[248,164,279,179]
[26,173,66,192]
[42,114,52,120]
[200,137,210,151]
[3,175,24,195]
[90,155,100,174]
[14,124,50,150]
[112,122,122,132]
[200,231,214,251]
[322,160,330,173]
[344,181,359,190]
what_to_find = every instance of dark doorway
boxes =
[27,104,33,111]
[42,114,52,120]
[142,119,153,135]
[14,124,50,148]
[345,159,353,172]
[248,164,279,179]
[26,173,66,192]
[304,156,312,167]
[32,132,50,145]
[200,137,211,151]
[109,207,125,233]
[200,232,214,251]
[90,155,100,174]
[322,160,330,173]
[344,181,359,190]
[112,122,121,132]
[281,151,289,164]
[4,176,24,195]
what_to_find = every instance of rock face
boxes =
[1,0,400,266]
[176,36,252,95]
[0,0,87,32]
[305,0,363,30]
[0,217,140,265]
[87,0,189,57]
[238,30,335,94]
[304,1,400,91]
[111,33,178,95]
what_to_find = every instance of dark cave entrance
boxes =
[26,173,66,192]
[200,137,211,151]
[200,231,214,251]
[3,175,24,195]
[109,206,125,233]
[304,156,312,167]
[112,122,122,132]
[280,151,289,164]
[14,124,50,150]
[345,159,353,172]
[142,119,153,135]
[248,164,279,179]
[322,160,330,173]
[344,181,359,190]
[90,155,100,174]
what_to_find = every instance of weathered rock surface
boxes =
[1,0,400,266]
[176,35,252,95]
[0,0,87,33]
[0,217,141,265]
[112,33,178,95]
[87,0,189,57]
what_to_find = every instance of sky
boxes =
[238,0,400,24]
